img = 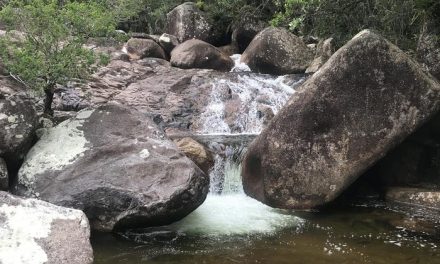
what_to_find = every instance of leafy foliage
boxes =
[0,0,116,113]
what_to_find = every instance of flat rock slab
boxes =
[17,103,209,231]
[242,30,440,209]
[386,187,440,210]
[0,191,93,264]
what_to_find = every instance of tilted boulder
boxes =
[241,27,314,75]
[0,191,93,264]
[165,2,213,44]
[125,38,167,60]
[171,39,234,72]
[17,103,209,231]
[241,30,440,209]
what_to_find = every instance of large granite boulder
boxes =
[0,89,38,171]
[165,2,213,44]
[240,27,313,75]
[241,30,440,209]
[0,191,93,264]
[125,38,167,60]
[171,39,234,72]
[17,103,209,231]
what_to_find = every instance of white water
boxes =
[198,54,305,134]
[167,57,305,237]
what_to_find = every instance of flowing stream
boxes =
[92,56,440,264]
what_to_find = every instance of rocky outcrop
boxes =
[0,158,7,190]
[241,30,440,209]
[171,39,234,72]
[0,191,93,264]
[241,27,313,75]
[17,103,209,231]
[165,2,213,44]
[417,21,440,80]
[306,37,335,73]
[232,18,267,53]
[159,33,180,55]
[175,137,214,175]
[125,38,167,60]
[386,187,440,210]
[0,86,38,171]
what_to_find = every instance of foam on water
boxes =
[168,194,302,236]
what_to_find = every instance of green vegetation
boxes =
[0,0,116,114]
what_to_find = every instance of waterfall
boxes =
[164,56,305,236]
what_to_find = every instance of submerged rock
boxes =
[241,27,313,75]
[0,191,93,264]
[17,103,209,231]
[171,39,234,72]
[165,2,213,44]
[241,30,440,209]
[125,38,167,60]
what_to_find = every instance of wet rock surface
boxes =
[0,191,93,264]
[386,187,440,210]
[242,30,440,209]
[171,39,234,72]
[241,27,313,75]
[17,103,209,231]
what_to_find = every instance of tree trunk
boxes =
[44,87,55,116]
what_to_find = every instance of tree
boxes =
[0,0,116,114]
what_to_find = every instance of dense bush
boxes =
[0,0,116,114]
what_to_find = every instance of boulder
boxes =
[125,38,167,60]
[17,103,209,231]
[0,158,7,190]
[165,2,213,44]
[159,33,180,55]
[175,137,214,175]
[0,92,38,171]
[417,21,440,80]
[241,30,440,209]
[232,18,267,53]
[218,43,239,57]
[171,39,234,72]
[241,27,314,75]
[306,37,335,73]
[0,191,93,264]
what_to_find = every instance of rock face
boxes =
[241,27,313,75]
[386,187,440,210]
[17,103,209,231]
[0,90,38,171]
[165,2,212,44]
[0,158,7,190]
[125,38,167,60]
[241,30,440,209]
[171,39,234,71]
[175,137,214,175]
[232,18,267,53]
[0,191,93,264]
[417,21,440,80]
